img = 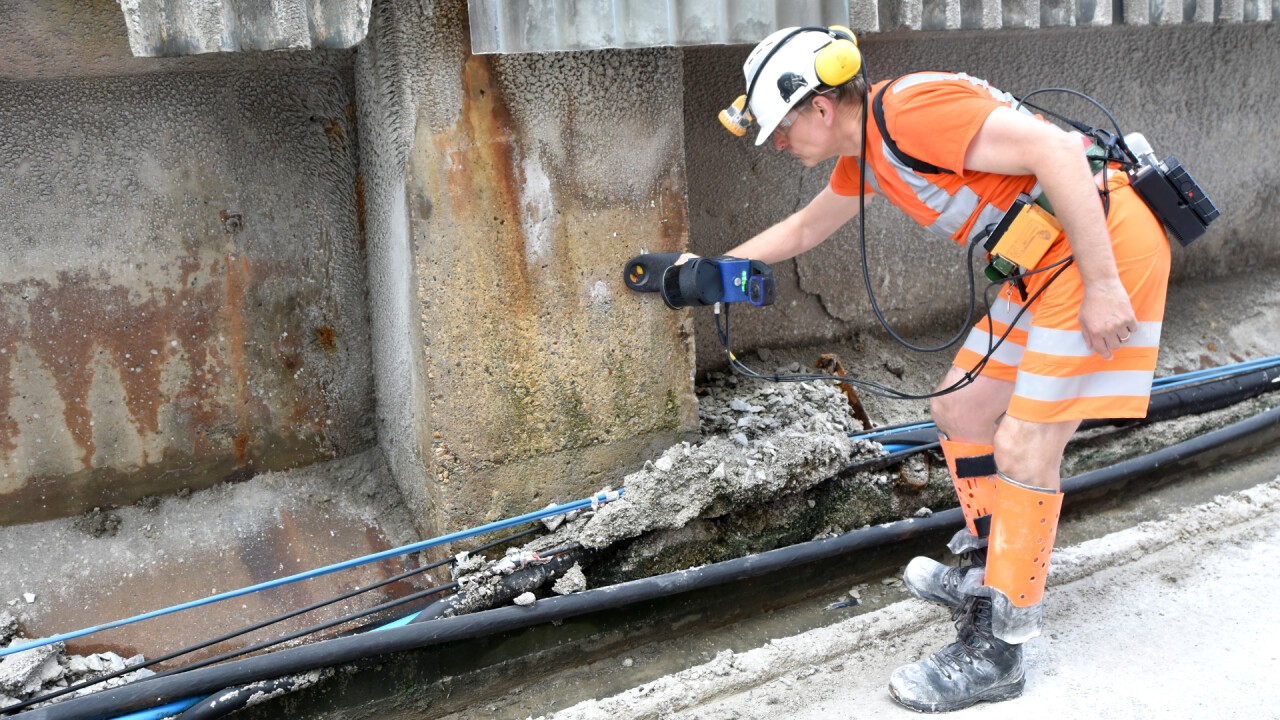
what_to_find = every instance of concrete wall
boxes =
[0,2,375,524]
[4,0,1275,532]
[355,0,698,536]
[683,23,1280,370]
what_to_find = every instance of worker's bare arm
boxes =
[720,186,862,265]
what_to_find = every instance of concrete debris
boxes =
[429,365,885,610]
[0,612,16,646]
[0,638,62,698]
[567,370,873,551]
[22,594,34,604]
[514,592,537,607]
[552,564,587,596]
[0,634,153,712]
[451,552,489,581]
[540,503,567,531]
[459,550,554,592]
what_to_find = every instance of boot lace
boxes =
[939,564,977,594]
[932,596,994,676]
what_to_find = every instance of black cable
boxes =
[151,526,548,671]
[1014,88,1125,144]
[145,582,458,683]
[175,674,318,720]
[4,525,543,714]
[719,81,1154,401]
[1015,87,1147,219]
[28,405,1280,720]
[716,255,1074,400]
[856,71,980,355]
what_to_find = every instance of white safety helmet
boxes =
[719,26,862,146]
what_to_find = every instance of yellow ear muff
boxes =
[814,25,861,87]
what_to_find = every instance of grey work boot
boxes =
[903,557,984,609]
[888,597,1025,713]
[903,529,987,609]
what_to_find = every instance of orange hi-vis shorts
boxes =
[952,173,1172,423]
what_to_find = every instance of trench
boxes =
[225,395,1280,720]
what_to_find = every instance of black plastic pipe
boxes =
[173,674,321,720]
[867,363,1280,447]
[22,404,1280,720]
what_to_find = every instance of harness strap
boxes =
[871,81,955,176]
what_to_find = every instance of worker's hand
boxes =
[675,253,699,265]
[1078,280,1137,360]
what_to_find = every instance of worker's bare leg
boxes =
[890,367,1076,712]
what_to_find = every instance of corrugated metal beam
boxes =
[466,0,851,53]
[118,0,371,57]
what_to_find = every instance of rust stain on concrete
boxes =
[0,245,358,524]
[323,117,347,149]
[23,272,176,465]
[441,53,534,309]
[314,325,338,354]
[0,313,17,455]
[353,172,368,251]
[419,51,553,466]
[0,257,255,467]
[223,253,252,467]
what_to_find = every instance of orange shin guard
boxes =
[985,475,1064,608]
[938,436,998,538]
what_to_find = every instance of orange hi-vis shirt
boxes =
[829,72,1045,247]
[830,73,1173,424]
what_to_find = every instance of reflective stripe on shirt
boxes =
[878,73,1039,246]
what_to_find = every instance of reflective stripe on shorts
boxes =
[951,179,1171,423]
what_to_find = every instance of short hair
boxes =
[816,74,869,106]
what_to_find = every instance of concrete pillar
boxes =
[356,0,698,536]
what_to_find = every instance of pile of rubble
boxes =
[446,360,890,605]
[0,610,155,711]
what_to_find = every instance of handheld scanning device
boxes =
[624,253,776,309]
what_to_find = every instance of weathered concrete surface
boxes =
[355,0,698,537]
[0,21,374,523]
[0,449,422,664]
[683,22,1280,370]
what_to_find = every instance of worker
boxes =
[703,26,1171,712]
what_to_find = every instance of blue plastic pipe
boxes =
[106,698,201,720]
[0,490,623,659]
